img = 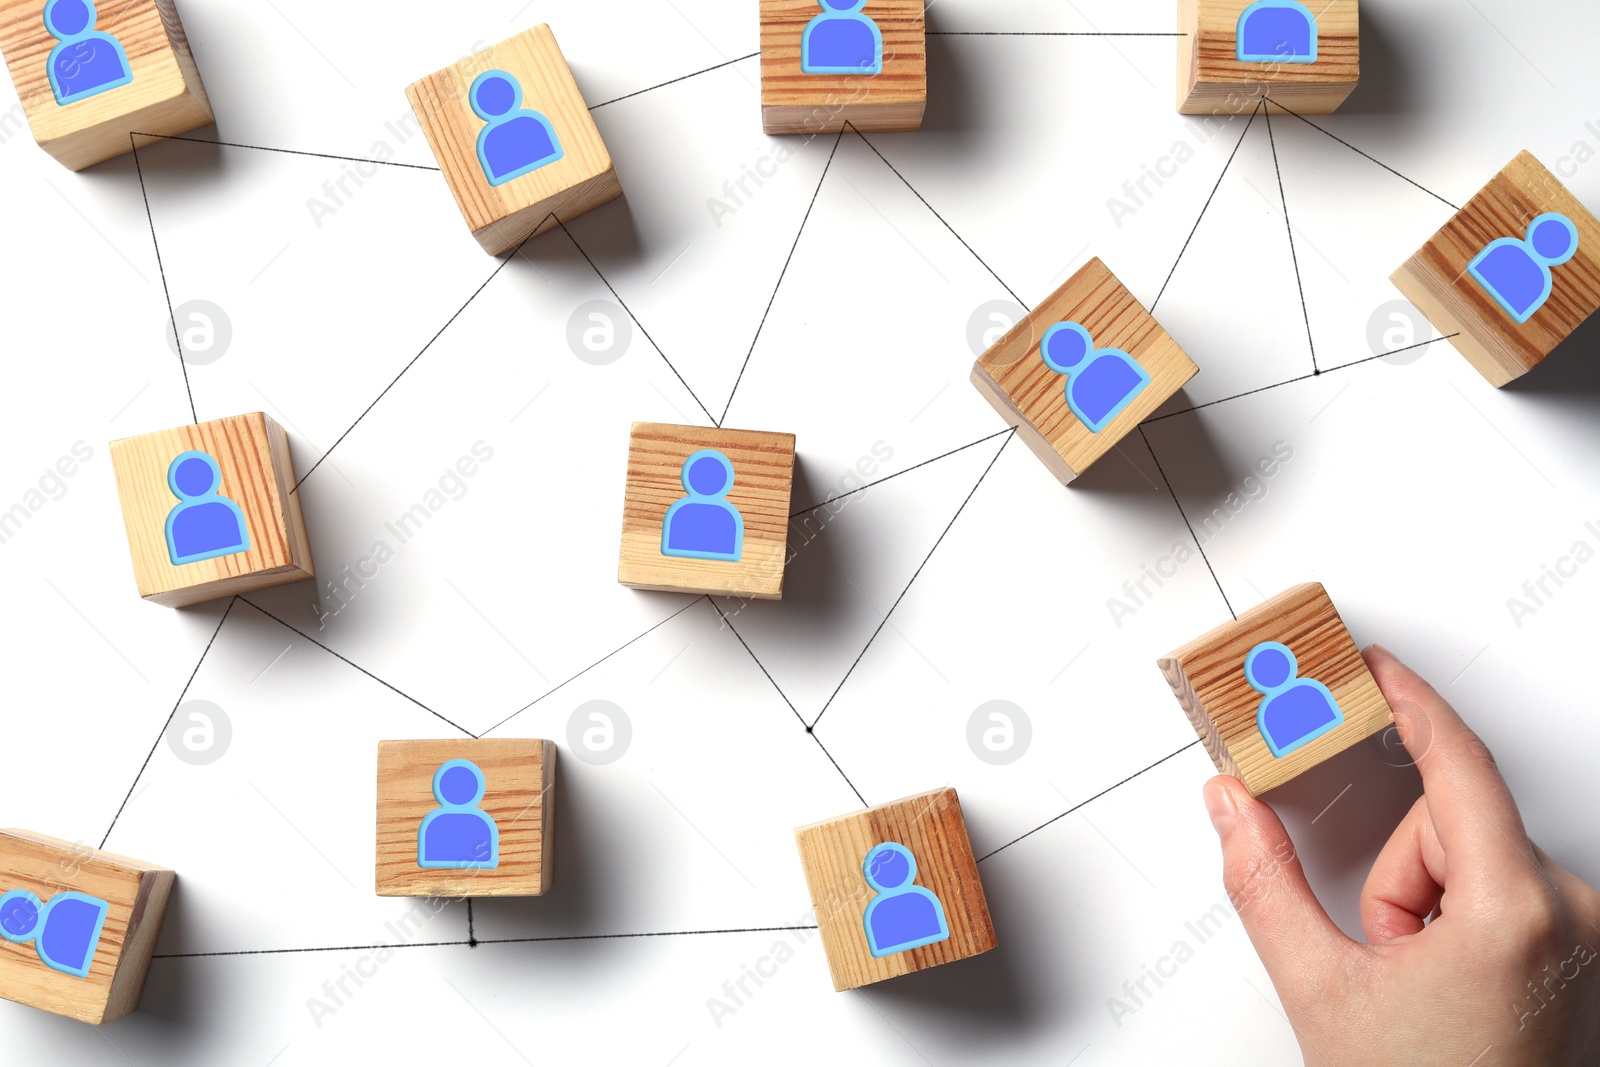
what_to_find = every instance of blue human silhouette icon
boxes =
[1246,641,1346,757]
[471,70,563,187]
[0,888,109,979]
[801,0,884,75]
[1468,212,1581,324]
[418,759,500,870]
[661,449,744,562]
[861,842,949,958]
[164,450,250,566]
[43,0,133,105]
[1236,0,1318,64]
[1039,321,1152,434]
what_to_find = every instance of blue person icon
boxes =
[801,0,884,75]
[471,70,564,187]
[1245,641,1346,758]
[1040,321,1152,434]
[164,450,250,566]
[1236,0,1319,64]
[0,888,110,979]
[43,0,133,105]
[661,449,744,562]
[418,759,500,870]
[1468,212,1581,324]
[861,842,949,958]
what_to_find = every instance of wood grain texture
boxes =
[0,829,174,1025]
[1158,583,1393,796]
[971,257,1198,485]
[759,0,925,134]
[376,739,555,898]
[794,788,995,991]
[406,25,621,255]
[109,412,313,607]
[1178,0,1358,115]
[617,422,796,599]
[0,0,211,169]
[1391,151,1600,387]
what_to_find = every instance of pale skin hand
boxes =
[1203,644,1600,1067]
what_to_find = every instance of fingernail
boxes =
[1204,779,1237,837]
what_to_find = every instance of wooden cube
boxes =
[406,25,622,255]
[109,412,314,608]
[1158,583,1393,796]
[759,0,925,135]
[1391,151,1600,387]
[0,829,174,1025]
[1178,0,1359,115]
[617,422,796,600]
[794,788,995,991]
[376,739,555,898]
[971,257,1198,486]
[0,0,212,170]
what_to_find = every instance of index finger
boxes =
[1363,644,1539,890]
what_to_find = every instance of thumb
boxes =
[1205,776,1355,993]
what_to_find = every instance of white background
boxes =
[1,0,1598,1063]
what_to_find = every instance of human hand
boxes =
[1202,644,1600,1066]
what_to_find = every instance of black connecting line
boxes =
[710,599,868,807]
[978,740,1203,862]
[1263,99,1462,211]
[237,597,474,736]
[1139,426,1236,620]
[589,53,760,111]
[1151,98,1265,314]
[130,133,195,425]
[719,125,848,428]
[130,131,442,170]
[102,598,237,849]
[1263,102,1320,376]
[810,429,1016,732]
[113,43,1474,962]
[482,596,707,737]
[290,233,535,493]
[557,217,719,425]
[155,925,820,960]
[928,31,1188,37]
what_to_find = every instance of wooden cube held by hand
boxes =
[1158,583,1394,796]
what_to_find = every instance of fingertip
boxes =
[1204,776,1240,837]
[1363,644,1443,710]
